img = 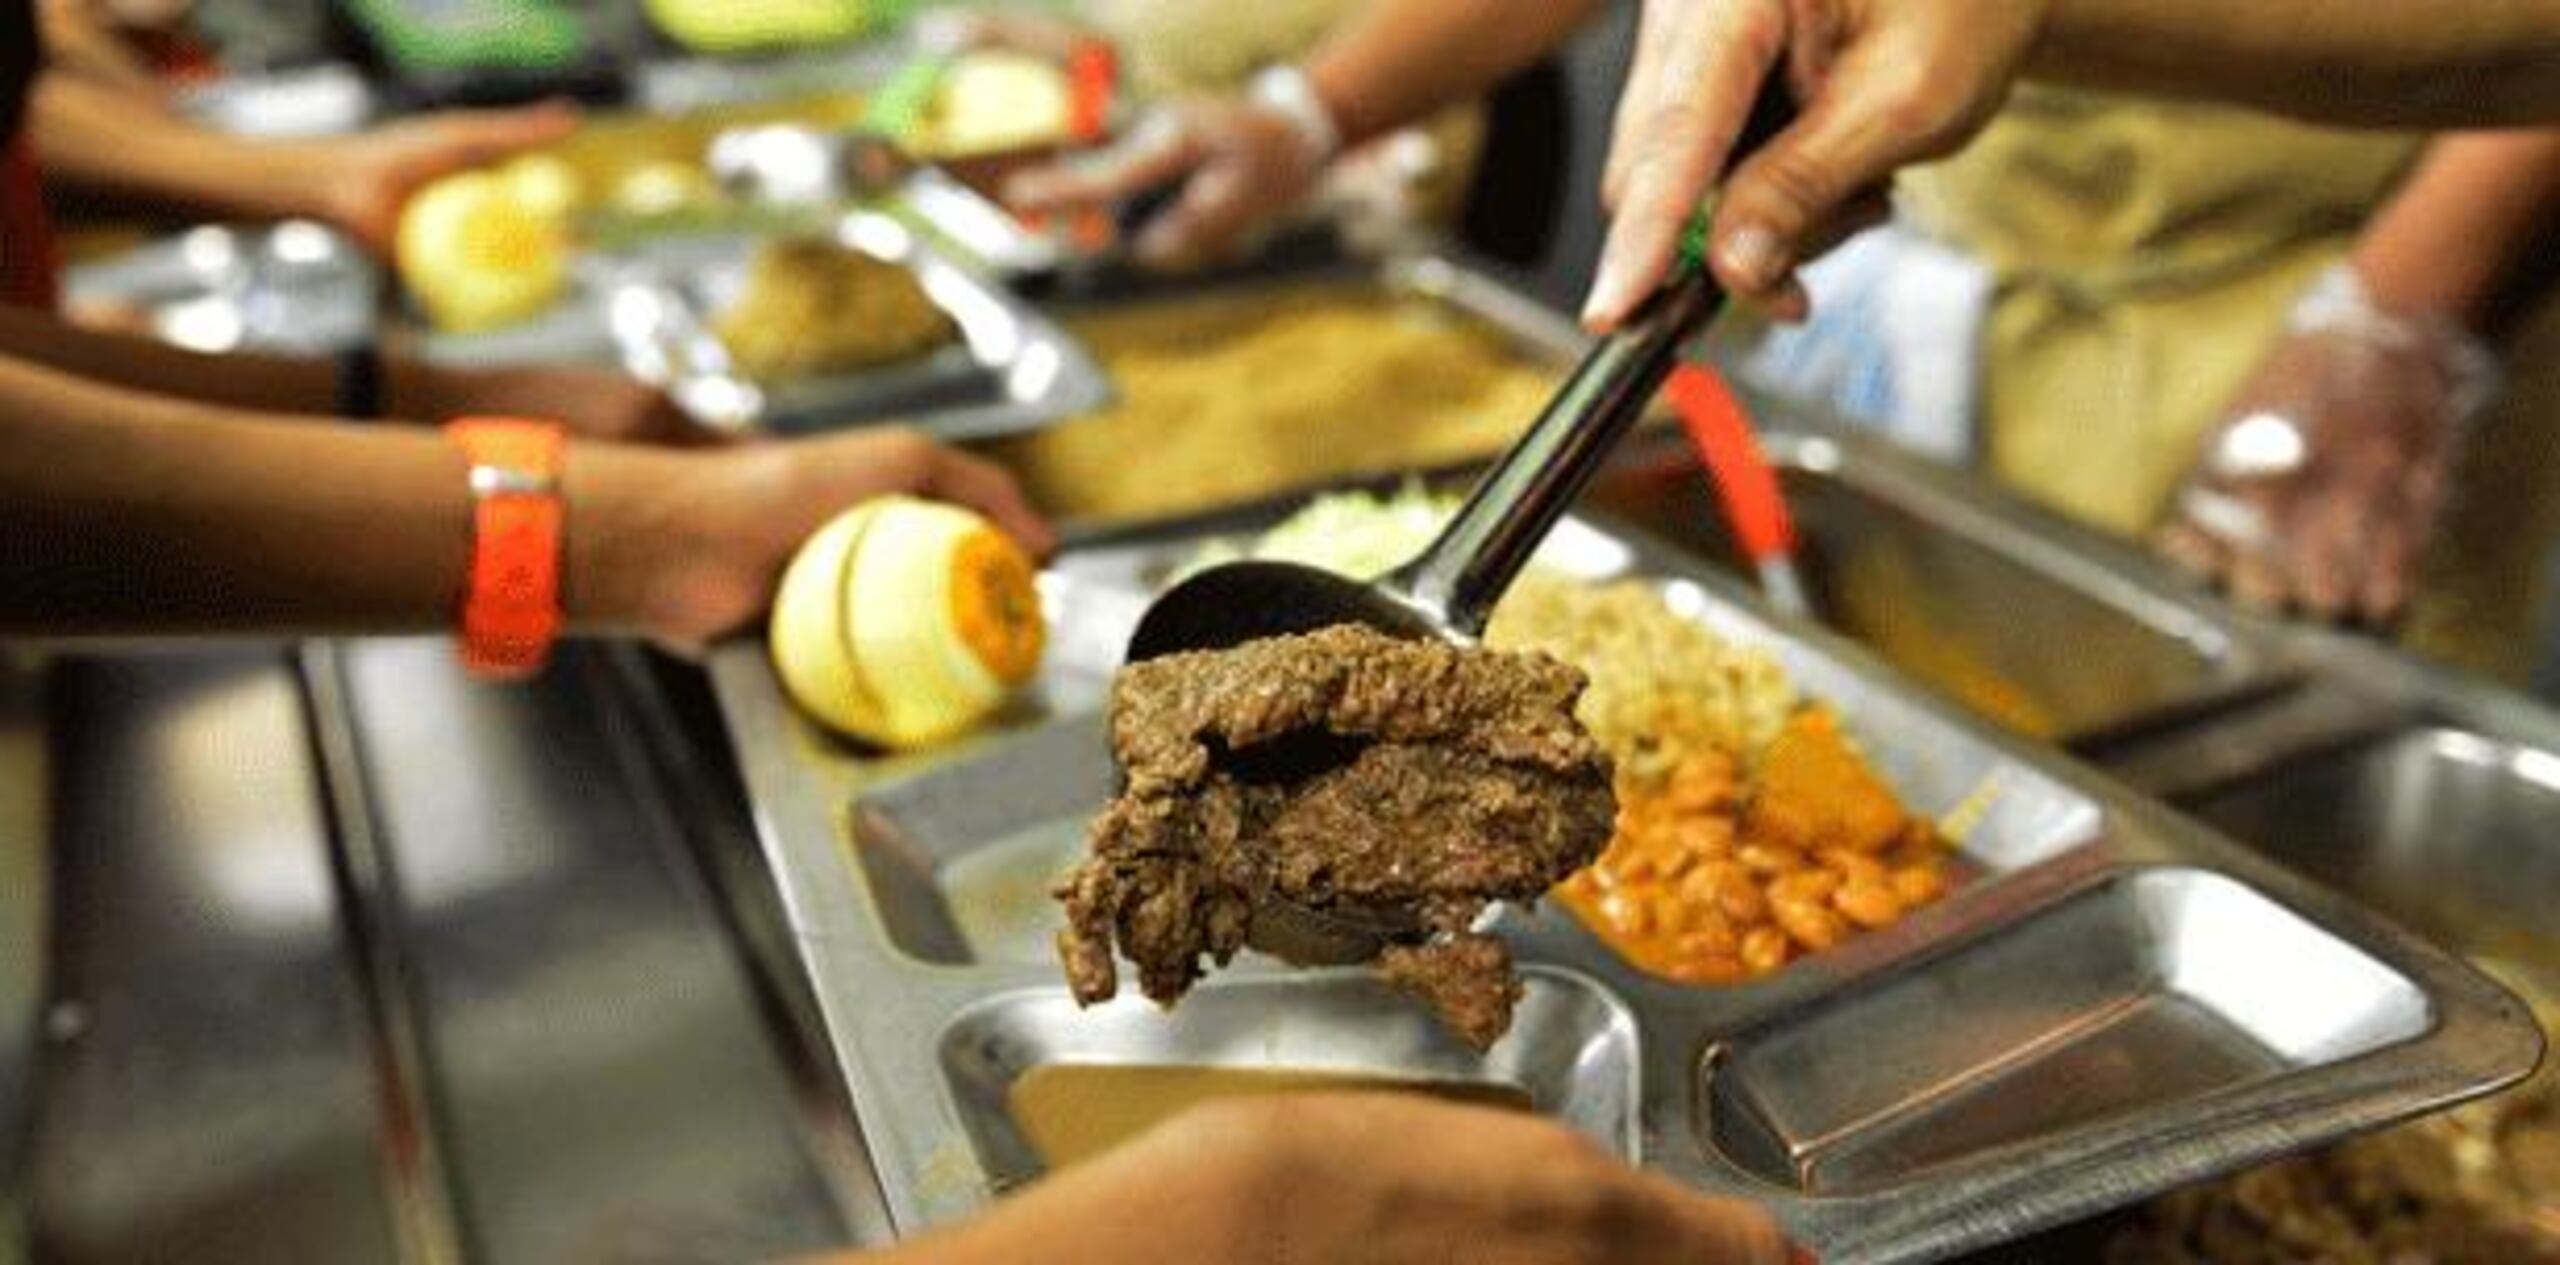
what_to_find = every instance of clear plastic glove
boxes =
[2156,263,2500,623]
[1005,90,1333,272]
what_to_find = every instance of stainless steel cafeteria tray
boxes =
[61,220,379,356]
[705,494,2542,1265]
[420,209,1110,442]
[2101,624,2560,1006]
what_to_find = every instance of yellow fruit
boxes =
[500,154,585,224]
[397,171,569,333]
[770,496,1045,750]
[912,51,1074,157]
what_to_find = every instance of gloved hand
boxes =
[2156,262,2500,623]
[1005,72,1339,271]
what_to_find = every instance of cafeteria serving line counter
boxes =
[11,218,2557,1263]
[9,642,891,1264]
[9,408,2559,1260]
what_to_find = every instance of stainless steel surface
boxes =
[2114,630,2560,1005]
[1757,555,1812,619]
[594,269,766,433]
[708,483,2538,1263]
[20,640,894,1262]
[299,644,470,1265]
[707,123,854,206]
[634,46,907,119]
[178,63,376,138]
[424,210,1109,443]
[939,969,1643,1190]
[0,655,51,1257]
[1571,405,2560,1256]
[63,221,379,356]
[2178,727,2560,994]
[327,639,873,1264]
[891,167,1068,281]
[1589,427,2293,748]
[706,125,1063,280]
[28,650,408,1264]
[1705,867,2429,1195]
[1679,407,2560,1008]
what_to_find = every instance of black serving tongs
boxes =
[1123,81,1799,965]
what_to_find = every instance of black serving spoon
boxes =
[1124,80,1799,965]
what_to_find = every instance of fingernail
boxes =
[1719,225,1787,291]
[1581,255,1634,331]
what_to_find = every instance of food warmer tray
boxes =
[1590,417,2305,753]
[703,486,2541,1264]
[419,209,1112,443]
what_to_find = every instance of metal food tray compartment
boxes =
[706,496,2540,1264]
[2105,629,2560,1005]
[422,210,1110,442]
[1590,427,2295,750]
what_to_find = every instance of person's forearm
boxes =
[0,353,684,636]
[2349,131,2560,325]
[32,72,325,221]
[1303,0,1606,148]
[36,0,165,99]
[0,353,470,633]
[2034,0,2560,125]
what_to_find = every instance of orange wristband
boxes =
[446,417,566,679]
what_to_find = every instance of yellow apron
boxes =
[1089,0,1365,99]
[1903,86,2425,534]
[1085,0,1483,224]
[1907,89,2560,675]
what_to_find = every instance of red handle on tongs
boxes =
[1664,364,1811,615]
[1065,39,1118,144]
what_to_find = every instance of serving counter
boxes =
[11,246,2556,1262]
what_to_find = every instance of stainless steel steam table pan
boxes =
[1587,423,2301,751]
